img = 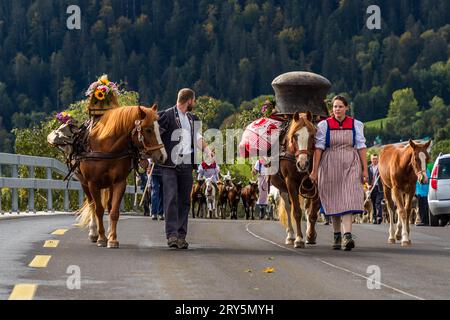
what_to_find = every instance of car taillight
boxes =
[431,165,438,190]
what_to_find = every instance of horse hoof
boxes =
[285,238,295,245]
[396,234,402,241]
[97,239,107,247]
[107,240,119,249]
[306,232,317,245]
[89,235,99,243]
[401,240,411,247]
[294,241,305,249]
[388,239,396,244]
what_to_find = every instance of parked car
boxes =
[428,153,450,226]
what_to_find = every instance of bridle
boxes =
[411,154,427,180]
[288,124,318,199]
[131,120,165,153]
[290,134,314,158]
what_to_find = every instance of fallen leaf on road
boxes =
[263,267,275,273]
[245,269,252,273]
[268,257,275,261]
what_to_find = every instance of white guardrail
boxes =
[0,153,141,213]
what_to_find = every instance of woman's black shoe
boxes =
[342,233,355,251]
[332,233,342,250]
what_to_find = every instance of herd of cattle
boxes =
[189,171,421,225]
[190,172,280,221]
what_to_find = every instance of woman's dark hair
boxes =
[332,95,349,107]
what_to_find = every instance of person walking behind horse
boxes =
[415,166,431,226]
[158,88,212,249]
[150,159,165,221]
[368,154,384,224]
[253,158,270,220]
[310,95,368,251]
[137,160,151,216]
[197,150,220,183]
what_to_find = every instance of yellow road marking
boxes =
[28,255,51,268]
[43,240,60,248]
[51,229,68,235]
[8,284,37,300]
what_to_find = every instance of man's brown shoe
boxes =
[167,236,178,248]
[177,238,189,249]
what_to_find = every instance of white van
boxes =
[428,154,450,226]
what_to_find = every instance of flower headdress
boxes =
[85,74,120,103]
[56,111,72,124]
[260,96,277,118]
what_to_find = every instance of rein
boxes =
[299,175,318,199]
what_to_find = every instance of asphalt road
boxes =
[1,214,450,300]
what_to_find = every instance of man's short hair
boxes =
[371,154,378,158]
[177,88,195,104]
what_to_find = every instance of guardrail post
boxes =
[28,166,35,213]
[46,167,53,212]
[64,189,69,212]
[78,190,84,207]
[12,164,18,213]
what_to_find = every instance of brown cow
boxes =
[241,182,259,220]
[228,182,243,220]
[191,179,206,218]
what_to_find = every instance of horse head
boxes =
[287,111,316,174]
[131,105,167,164]
[408,139,432,184]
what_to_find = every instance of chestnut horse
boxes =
[241,182,259,220]
[271,112,320,248]
[379,139,431,246]
[76,105,167,248]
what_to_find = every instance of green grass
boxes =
[365,117,387,129]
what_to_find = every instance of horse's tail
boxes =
[75,200,95,228]
[278,197,289,228]
[75,189,111,228]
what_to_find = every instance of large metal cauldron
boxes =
[271,71,331,117]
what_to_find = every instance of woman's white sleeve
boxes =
[315,120,327,150]
[355,120,367,149]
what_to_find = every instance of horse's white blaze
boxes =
[419,152,426,171]
[296,127,309,152]
[296,127,310,167]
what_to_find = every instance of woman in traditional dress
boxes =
[310,96,368,251]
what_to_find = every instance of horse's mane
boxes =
[90,106,141,140]
[287,114,315,139]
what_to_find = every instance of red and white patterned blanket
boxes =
[239,117,283,158]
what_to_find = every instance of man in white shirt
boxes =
[157,88,212,249]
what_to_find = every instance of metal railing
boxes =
[0,153,141,214]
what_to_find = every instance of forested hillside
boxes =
[0,0,449,152]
